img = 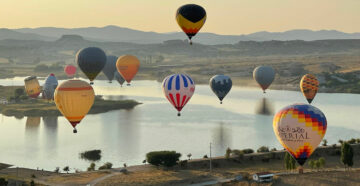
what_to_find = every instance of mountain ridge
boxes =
[0,26,358,44]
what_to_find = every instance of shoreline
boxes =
[0,144,358,185]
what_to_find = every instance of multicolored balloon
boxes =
[253,66,275,93]
[103,55,118,83]
[54,80,95,133]
[76,47,106,85]
[64,65,77,77]
[24,76,41,98]
[273,104,327,166]
[300,74,319,104]
[162,74,195,116]
[176,4,206,45]
[43,73,58,100]
[209,75,232,104]
[116,55,140,85]
[114,71,125,87]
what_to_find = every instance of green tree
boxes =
[322,139,328,146]
[146,151,181,168]
[0,178,8,185]
[187,153,192,160]
[284,152,290,170]
[87,163,96,171]
[63,166,69,173]
[257,146,270,153]
[308,160,315,169]
[315,160,321,171]
[99,162,113,170]
[318,157,326,169]
[341,142,353,170]
[231,150,244,160]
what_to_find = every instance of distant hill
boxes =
[0,29,54,41]
[2,26,360,44]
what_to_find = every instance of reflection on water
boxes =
[212,122,231,155]
[43,116,58,150]
[0,79,359,171]
[255,98,274,115]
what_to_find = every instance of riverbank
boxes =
[0,144,358,185]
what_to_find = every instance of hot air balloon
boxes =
[116,55,140,85]
[162,74,195,116]
[300,74,319,104]
[76,47,106,85]
[209,75,232,104]
[273,103,327,170]
[54,80,95,133]
[253,66,275,93]
[24,76,41,98]
[176,4,206,45]
[43,73,58,100]
[103,55,118,83]
[114,71,125,87]
[64,65,77,78]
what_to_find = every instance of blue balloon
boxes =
[209,75,232,104]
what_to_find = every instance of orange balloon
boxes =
[116,55,140,85]
[300,74,319,104]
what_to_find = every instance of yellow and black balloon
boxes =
[176,4,206,45]
[300,74,319,104]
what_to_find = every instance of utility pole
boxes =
[210,142,212,173]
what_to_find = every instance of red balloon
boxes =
[64,65,77,77]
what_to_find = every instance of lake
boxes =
[0,77,359,171]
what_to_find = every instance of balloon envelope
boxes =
[114,71,125,86]
[209,75,232,104]
[76,47,106,84]
[162,74,195,116]
[54,80,95,133]
[116,55,140,85]
[43,73,58,100]
[253,66,275,93]
[64,65,77,77]
[300,74,319,104]
[176,4,206,44]
[273,103,327,166]
[24,76,41,98]
[103,55,118,83]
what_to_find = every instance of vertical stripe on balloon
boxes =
[168,76,174,90]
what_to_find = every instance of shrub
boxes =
[341,142,354,169]
[99,162,113,170]
[308,160,315,169]
[270,148,277,152]
[87,163,96,171]
[146,151,181,167]
[63,166,70,173]
[232,150,244,159]
[179,160,187,168]
[0,178,8,185]
[203,155,208,159]
[242,148,254,154]
[225,148,231,159]
[347,138,356,144]
[322,139,328,146]
[54,167,60,173]
[319,157,325,168]
[30,180,35,186]
[80,150,101,162]
[257,146,270,153]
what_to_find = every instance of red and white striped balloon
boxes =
[162,74,195,116]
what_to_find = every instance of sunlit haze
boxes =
[1,0,359,34]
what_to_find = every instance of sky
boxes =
[0,0,359,35]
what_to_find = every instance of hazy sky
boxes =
[1,0,359,34]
